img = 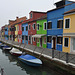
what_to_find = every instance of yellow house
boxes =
[15,24,18,42]
[63,9,75,53]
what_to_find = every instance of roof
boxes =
[47,1,75,13]
[64,9,75,14]
[29,11,46,14]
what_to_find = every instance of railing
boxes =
[0,38,75,64]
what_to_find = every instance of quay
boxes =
[0,38,75,75]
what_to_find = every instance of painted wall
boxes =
[37,19,47,48]
[63,13,75,53]
[47,7,64,51]
[22,23,28,44]
[65,1,75,12]
[28,21,37,46]
[15,24,18,42]
[5,27,8,40]
[63,36,70,53]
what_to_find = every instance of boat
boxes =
[0,42,2,45]
[2,46,12,51]
[18,54,42,66]
[10,48,22,56]
[0,44,6,49]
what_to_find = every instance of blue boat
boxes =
[0,44,6,49]
[18,54,42,67]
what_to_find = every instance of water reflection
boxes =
[1,49,60,75]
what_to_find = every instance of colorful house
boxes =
[22,22,28,44]
[1,26,5,40]
[32,16,47,48]
[17,17,27,43]
[28,11,46,46]
[63,9,75,53]
[47,0,74,51]
[47,1,64,51]
[5,25,8,40]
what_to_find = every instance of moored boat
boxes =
[0,44,6,49]
[18,54,42,67]
[10,48,22,56]
[2,46,12,51]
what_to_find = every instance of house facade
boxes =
[28,11,46,46]
[22,22,28,44]
[63,9,75,53]
[32,16,47,48]
[15,24,18,42]
[5,25,8,40]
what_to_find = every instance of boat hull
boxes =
[10,52,22,56]
[19,58,42,67]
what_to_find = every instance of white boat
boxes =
[10,48,22,56]
[2,46,12,51]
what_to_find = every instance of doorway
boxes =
[40,38,42,47]
[52,37,56,49]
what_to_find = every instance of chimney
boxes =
[16,17,19,20]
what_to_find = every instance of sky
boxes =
[0,0,75,28]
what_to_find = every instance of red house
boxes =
[28,11,46,46]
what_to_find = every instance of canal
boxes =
[0,48,62,75]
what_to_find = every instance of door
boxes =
[72,38,75,52]
[30,35,32,44]
[52,37,56,49]
[40,38,42,47]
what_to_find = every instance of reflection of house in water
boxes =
[2,50,18,62]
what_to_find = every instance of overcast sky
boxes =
[0,0,74,28]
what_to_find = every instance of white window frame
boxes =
[33,23,35,30]
[43,22,47,30]
[33,37,35,42]
[28,35,30,41]
[64,18,70,29]
[28,24,30,30]
[57,19,63,29]
[37,23,39,31]
[64,37,69,47]
[47,21,52,30]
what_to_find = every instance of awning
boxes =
[32,34,46,38]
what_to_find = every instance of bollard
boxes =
[52,48,54,58]
[66,52,69,63]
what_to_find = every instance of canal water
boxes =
[0,48,61,75]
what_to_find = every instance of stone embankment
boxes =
[0,39,75,75]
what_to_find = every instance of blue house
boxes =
[5,25,8,40]
[47,0,75,51]
[22,23,28,44]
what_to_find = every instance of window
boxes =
[65,18,70,28]
[37,24,39,30]
[26,26,28,31]
[33,24,35,30]
[64,38,69,47]
[30,13,32,18]
[37,38,39,43]
[44,22,47,30]
[57,20,63,28]
[5,29,7,31]
[26,36,28,40]
[22,27,24,31]
[44,37,46,44]
[47,36,52,43]
[22,36,24,40]
[28,36,30,41]
[15,27,16,31]
[33,37,35,42]
[47,22,52,29]
[29,25,30,30]
[57,37,62,44]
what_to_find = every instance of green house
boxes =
[32,16,47,48]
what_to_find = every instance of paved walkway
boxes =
[0,39,75,66]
